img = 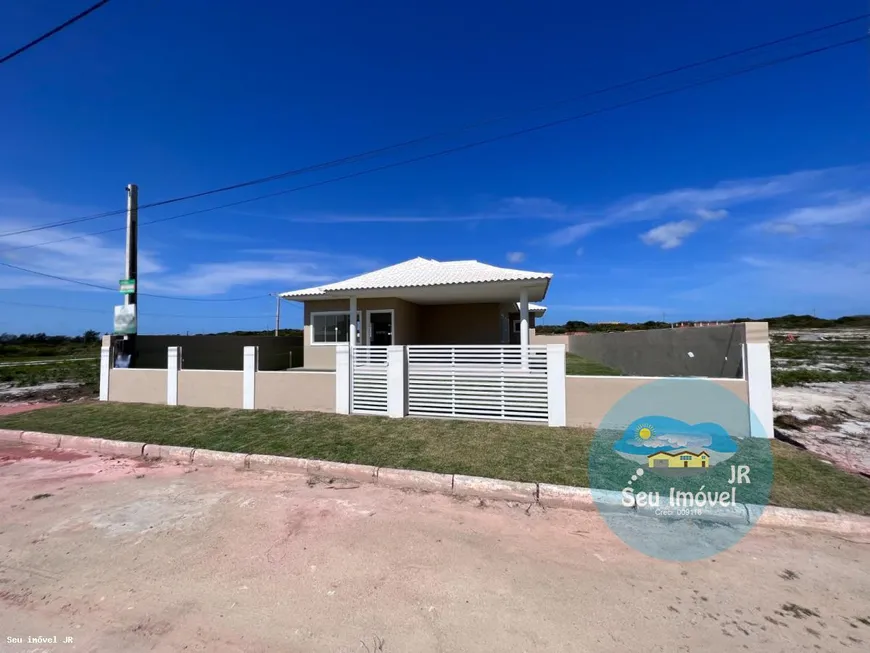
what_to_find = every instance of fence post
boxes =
[546,344,567,427]
[386,345,406,418]
[99,343,111,401]
[744,323,774,438]
[243,346,258,410]
[335,344,350,414]
[167,346,180,406]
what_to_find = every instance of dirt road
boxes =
[0,442,868,652]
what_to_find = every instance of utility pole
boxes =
[124,184,138,362]
[274,294,281,336]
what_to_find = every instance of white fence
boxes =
[337,344,565,425]
[406,345,554,424]
[351,346,390,415]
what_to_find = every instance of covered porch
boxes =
[279,257,552,371]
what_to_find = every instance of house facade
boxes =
[280,257,551,370]
[648,451,710,468]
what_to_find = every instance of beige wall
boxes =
[532,332,569,346]
[255,372,335,412]
[177,370,243,409]
[417,303,501,345]
[744,321,768,344]
[565,376,750,431]
[108,369,167,405]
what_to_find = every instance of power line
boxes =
[0,259,270,302]
[0,0,112,66]
[2,31,866,259]
[0,12,866,240]
[0,299,272,318]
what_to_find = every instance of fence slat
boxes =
[407,344,549,423]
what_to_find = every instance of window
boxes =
[311,311,361,344]
[680,455,693,461]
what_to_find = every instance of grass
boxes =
[771,367,870,387]
[566,353,622,376]
[0,359,99,388]
[1,402,869,515]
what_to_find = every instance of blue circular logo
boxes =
[588,378,773,561]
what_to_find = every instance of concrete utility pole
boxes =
[124,184,138,361]
[274,294,281,336]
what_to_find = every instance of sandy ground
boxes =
[770,328,870,477]
[0,444,868,652]
[774,383,870,476]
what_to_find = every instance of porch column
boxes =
[349,295,357,347]
[520,289,529,367]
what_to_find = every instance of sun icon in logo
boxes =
[635,424,654,440]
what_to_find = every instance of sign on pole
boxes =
[119,278,135,294]
[114,304,137,335]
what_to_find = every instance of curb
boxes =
[4,430,870,537]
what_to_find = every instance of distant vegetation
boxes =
[168,328,304,337]
[0,330,101,362]
[536,314,870,334]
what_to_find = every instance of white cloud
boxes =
[637,433,713,449]
[695,208,728,221]
[506,251,526,264]
[148,261,333,296]
[233,196,580,225]
[0,197,374,297]
[537,165,866,246]
[760,195,870,234]
[640,220,698,249]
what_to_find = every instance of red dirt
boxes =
[0,402,59,416]
[0,443,89,463]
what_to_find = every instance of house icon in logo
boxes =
[647,450,710,469]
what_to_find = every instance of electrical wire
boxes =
[1,31,865,260]
[0,259,270,301]
[0,299,273,318]
[0,11,866,240]
[0,0,112,65]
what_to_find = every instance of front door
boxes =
[369,311,393,346]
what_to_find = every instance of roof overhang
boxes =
[281,277,550,305]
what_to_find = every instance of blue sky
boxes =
[0,0,868,335]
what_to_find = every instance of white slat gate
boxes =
[351,346,390,415]
[406,345,549,423]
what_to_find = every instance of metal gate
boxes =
[351,346,390,415]
[406,345,549,423]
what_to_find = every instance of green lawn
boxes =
[2,403,869,515]
[565,353,622,375]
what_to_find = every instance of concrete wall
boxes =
[108,368,166,404]
[565,376,750,431]
[177,370,243,409]
[255,371,336,412]
[531,332,568,347]
[135,335,302,371]
[537,324,750,379]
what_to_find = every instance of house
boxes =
[279,257,551,370]
[648,450,710,469]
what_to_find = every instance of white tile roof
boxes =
[280,257,552,298]
[518,302,547,315]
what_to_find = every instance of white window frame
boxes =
[367,309,395,346]
[310,310,362,346]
